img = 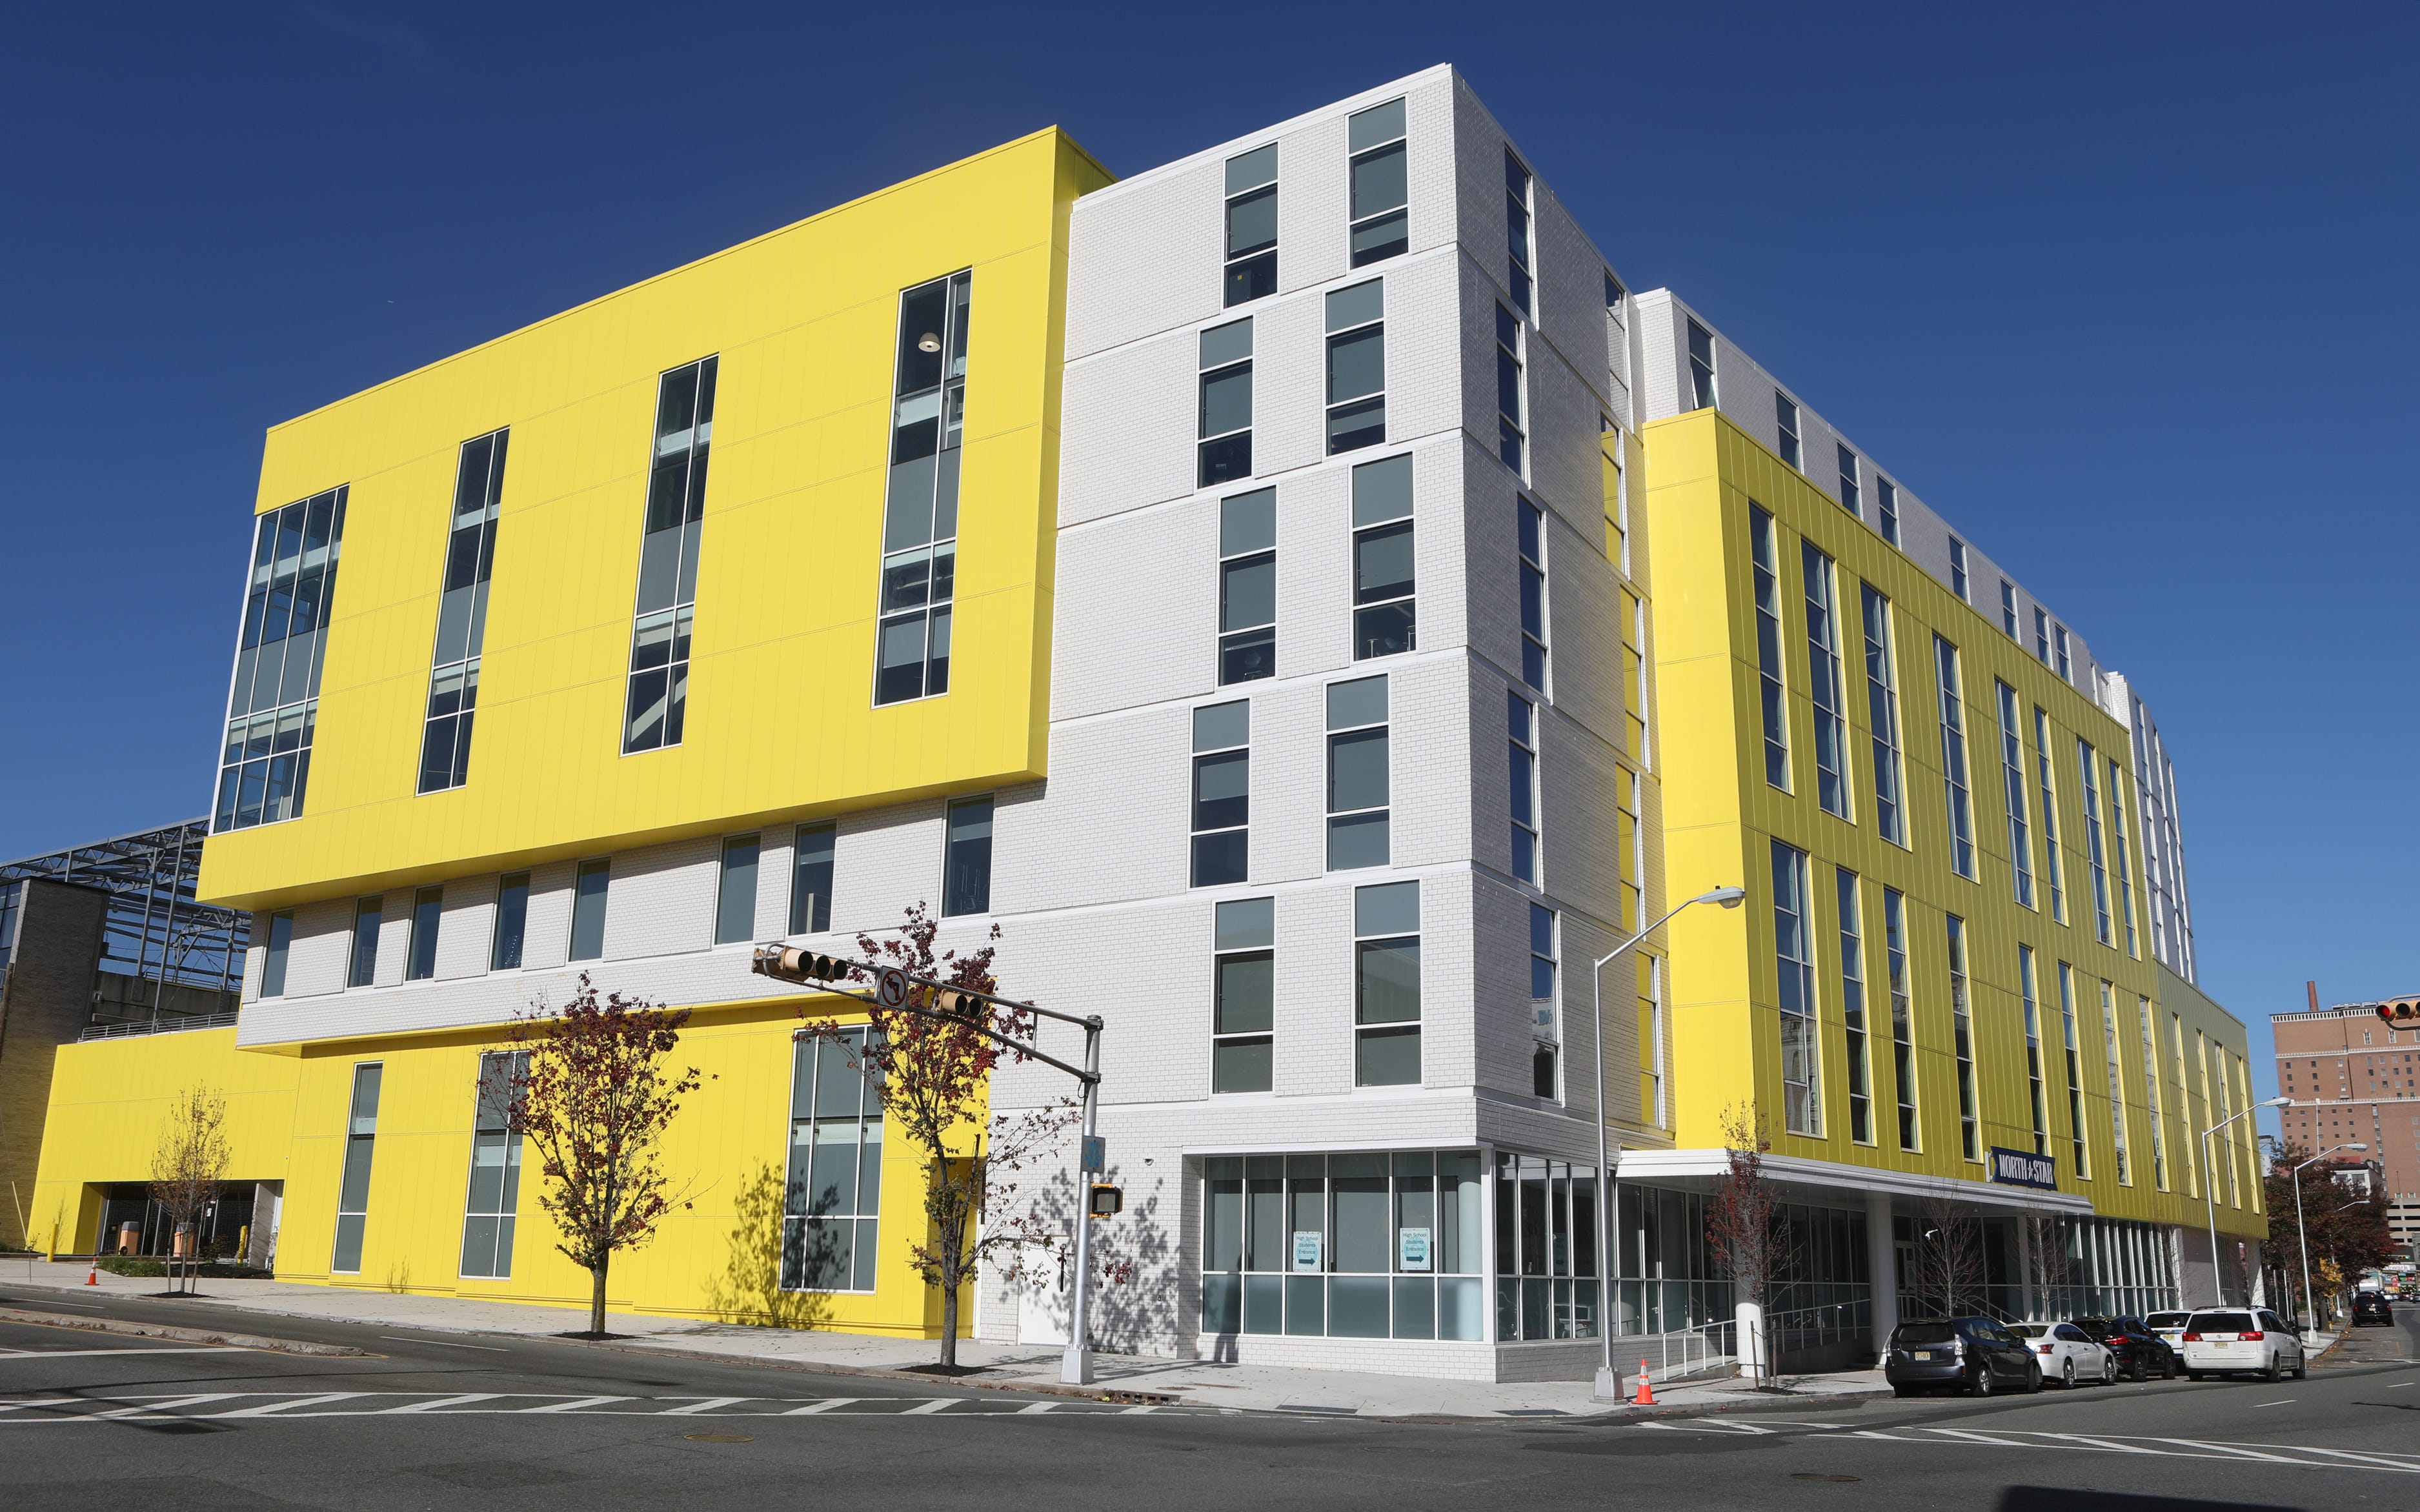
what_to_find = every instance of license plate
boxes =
[1913,1351,1935,1360]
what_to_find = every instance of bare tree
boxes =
[1705,1106,1789,1380]
[1906,1194,1986,1320]
[2020,1208,2073,1318]
[149,1084,230,1290]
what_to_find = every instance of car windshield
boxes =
[1893,1324,1956,1346]
[2192,1312,2257,1332]
[2146,1313,2188,1329]
[2010,1324,2048,1338]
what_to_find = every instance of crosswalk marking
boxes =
[661,1398,753,1415]
[388,1394,506,1413]
[0,1389,1242,1423]
[211,1393,366,1418]
[0,1347,248,1359]
[1637,1420,2419,1475]
[781,1398,858,1415]
[901,1398,958,1415]
[521,1395,632,1413]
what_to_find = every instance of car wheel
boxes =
[2262,1355,2282,1384]
[2128,1353,2146,1382]
[2162,1355,2177,1380]
[2025,1363,2043,1394]
[1972,1363,1997,1397]
[2061,1358,2075,1388]
[2292,1358,2307,1382]
[2188,1371,2205,1382]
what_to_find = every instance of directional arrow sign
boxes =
[873,967,911,1009]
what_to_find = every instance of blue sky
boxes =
[5,3,2412,1127]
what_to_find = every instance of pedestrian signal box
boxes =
[1088,1184,1122,1218]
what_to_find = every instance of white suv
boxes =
[2179,1307,2306,1382]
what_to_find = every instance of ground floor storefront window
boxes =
[1202,1151,1485,1340]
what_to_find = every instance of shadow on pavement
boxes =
[1996,1488,2301,1512]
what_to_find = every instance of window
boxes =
[1517,498,1546,689]
[1860,585,1907,845]
[1617,769,1644,930]
[1637,954,1664,1126]
[2099,985,2129,1185]
[1508,691,1538,885]
[1750,507,1790,789]
[1326,676,1390,869]
[1948,914,1978,1160]
[1191,701,1251,887]
[2107,756,2139,956]
[1504,150,1535,317]
[214,487,346,832]
[783,1026,883,1292]
[624,356,716,748]
[2055,625,2073,682]
[716,833,760,945]
[492,871,529,970]
[1601,426,1629,575]
[1802,543,1850,819]
[2000,580,2019,638]
[406,886,442,981]
[1622,588,1648,761]
[1935,635,1976,878]
[1496,304,1526,472]
[1354,881,1420,1086]
[261,910,294,998]
[2033,606,2051,664]
[1839,870,1871,1144]
[1885,888,1919,1151]
[460,1051,528,1279]
[1213,898,1274,1093]
[1347,98,1408,266]
[1948,537,1970,601]
[2033,709,2067,923]
[332,1063,382,1273]
[349,896,381,987]
[1350,454,1414,658]
[791,825,834,935]
[875,274,971,706]
[1218,487,1276,683]
[1996,681,2035,908]
[419,429,505,793]
[943,796,993,916]
[2138,997,2168,1189]
[1198,317,1254,487]
[1876,476,1900,547]
[1775,394,1801,469]
[1529,904,1559,1099]
[1495,1153,1608,1340]
[1771,842,1820,1136]
[1326,281,1386,454]
[1223,143,1278,307]
[1686,319,1717,410]
[2060,963,2090,1178]
[569,859,610,962]
[2078,742,2112,944]
[1828,448,1861,521]
[2020,945,2048,1157]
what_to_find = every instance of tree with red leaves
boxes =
[801,903,1073,1369]
[509,975,706,1337]
[1705,1105,1791,1382]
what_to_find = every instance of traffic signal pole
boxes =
[1063,1019,1103,1386]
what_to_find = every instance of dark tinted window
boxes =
[1891,1323,1955,1346]
[2192,1312,2256,1332]
[2146,1312,2188,1329]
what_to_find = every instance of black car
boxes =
[2072,1315,2180,1381]
[2353,1292,2394,1326]
[1884,1316,2044,1397]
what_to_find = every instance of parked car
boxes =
[2180,1307,2306,1382]
[2352,1292,2394,1326]
[2010,1322,2114,1387]
[1884,1317,2044,1397]
[2144,1310,2192,1353]
[2072,1315,2181,1381]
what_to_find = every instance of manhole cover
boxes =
[685,1433,754,1444]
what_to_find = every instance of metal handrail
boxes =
[79,1011,238,1042]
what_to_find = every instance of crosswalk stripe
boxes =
[781,1398,858,1415]
[209,1393,365,1417]
[2038,1433,2163,1454]
[519,1396,632,1413]
[1929,1428,2039,1448]
[96,1393,244,1418]
[2146,1438,2311,1464]
[900,1398,958,1415]
[388,1394,507,1413]
[661,1398,752,1415]
[0,1347,248,1359]
[1015,1402,1058,1414]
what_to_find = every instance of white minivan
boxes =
[2179,1307,2306,1382]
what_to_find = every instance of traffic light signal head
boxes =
[751,945,855,985]
[2377,995,2420,1029]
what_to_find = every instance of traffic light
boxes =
[751,945,857,985]
[2377,996,2420,1029]
[930,987,989,1019]
[1088,1183,1123,1218]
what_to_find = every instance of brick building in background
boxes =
[2273,987,2420,1260]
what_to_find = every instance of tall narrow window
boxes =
[2101,981,2131,1185]
[1935,636,1975,879]
[1350,454,1414,658]
[1801,543,1849,819]
[2019,945,2048,1157]
[406,886,442,982]
[1504,150,1535,317]
[1496,304,1526,472]
[1948,537,1970,601]
[332,1063,382,1274]
[2000,580,2019,638]
[1347,98,1408,266]
[1617,770,1643,930]
[2107,758,2139,958]
[261,910,295,998]
[420,429,505,792]
[625,356,716,749]
[1353,881,1420,1086]
[1885,888,1918,1151]
[1875,476,1900,547]
[1191,701,1251,887]
[214,487,346,832]
[2138,997,2168,1189]
[943,796,993,916]
[1948,914,1979,1161]
[1198,317,1254,487]
[2033,709,2067,923]
[1637,955,1664,1126]
[2172,1014,2199,1198]
[1686,319,1717,410]
[2055,625,2073,682]
[1860,585,1906,845]
[1622,589,1648,761]
[460,1051,529,1279]
[1775,394,1801,469]
[1517,498,1546,689]
[1836,444,1860,517]
[1749,507,1789,790]
[569,859,610,962]
[874,276,969,705]
[1529,903,1558,1099]
[715,833,760,945]
[492,871,529,970]
[791,824,834,934]
[1212,898,1275,1093]
[1218,487,1276,683]
[350,896,381,987]
[1996,681,2035,908]
[1326,281,1386,454]
[1771,842,1820,1136]
[2033,606,2052,663]
[1838,869,1872,1144]
[2059,962,2089,1177]
[2078,742,2112,944]
[1223,144,1278,307]
[1508,691,1538,884]
[1326,676,1390,870]
[782,1026,883,1293]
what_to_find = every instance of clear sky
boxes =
[5,3,2412,1131]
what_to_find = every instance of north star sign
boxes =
[1988,1147,2058,1191]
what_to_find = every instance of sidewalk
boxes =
[0,1259,1886,1419]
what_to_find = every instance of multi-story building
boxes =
[2272,991,2420,1259]
[30,66,2263,1378]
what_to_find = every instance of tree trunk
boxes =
[590,1260,609,1337]
[940,1258,960,1369]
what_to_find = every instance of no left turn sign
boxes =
[874,967,911,1009]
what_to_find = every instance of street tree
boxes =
[2265,1144,2395,1322]
[1705,1107,1790,1380]
[1906,1194,1985,1320]
[509,975,705,1337]
[2020,1208,2075,1315]
[150,1084,230,1287]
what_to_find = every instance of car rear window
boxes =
[2192,1312,2256,1332]
[2146,1313,2188,1329]
[1893,1324,1956,1346]
[2010,1324,2047,1338]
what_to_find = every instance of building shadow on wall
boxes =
[700,1160,834,1331]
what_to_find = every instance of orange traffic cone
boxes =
[1632,1359,1655,1406]
[85,1259,98,1285]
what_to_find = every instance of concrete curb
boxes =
[0,1304,369,1358]
[575,1336,1189,1406]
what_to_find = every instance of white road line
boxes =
[1120,1404,1160,1415]
[0,1347,248,1359]
[209,1393,367,1418]
[377,1335,508,1352]
[660,1398,752,1415]
[2290,1446,2420,1471]
[900,1398,958,1415]
[519,1395,632,1413]
[1928,1428,2038,1448]
[1014,1402,1058,1414]
[2144,1438,2316,1464]
[1688,1418,1775,1435]
[2391,1382,2415,1388]
[2253,1398,2296,1407]
[781,1398,858,1415]
[2037,1433,2163,1455]
[387,1394,507,1413]
[94,1393,245,1418]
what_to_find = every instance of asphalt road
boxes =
[3,1286,2415,1512]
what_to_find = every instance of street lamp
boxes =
[2286,1142,2366,1331]
[1589,885,1747,1402]
[2201,1096,2292,1305]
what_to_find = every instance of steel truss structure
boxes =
[0,818,248,1003]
